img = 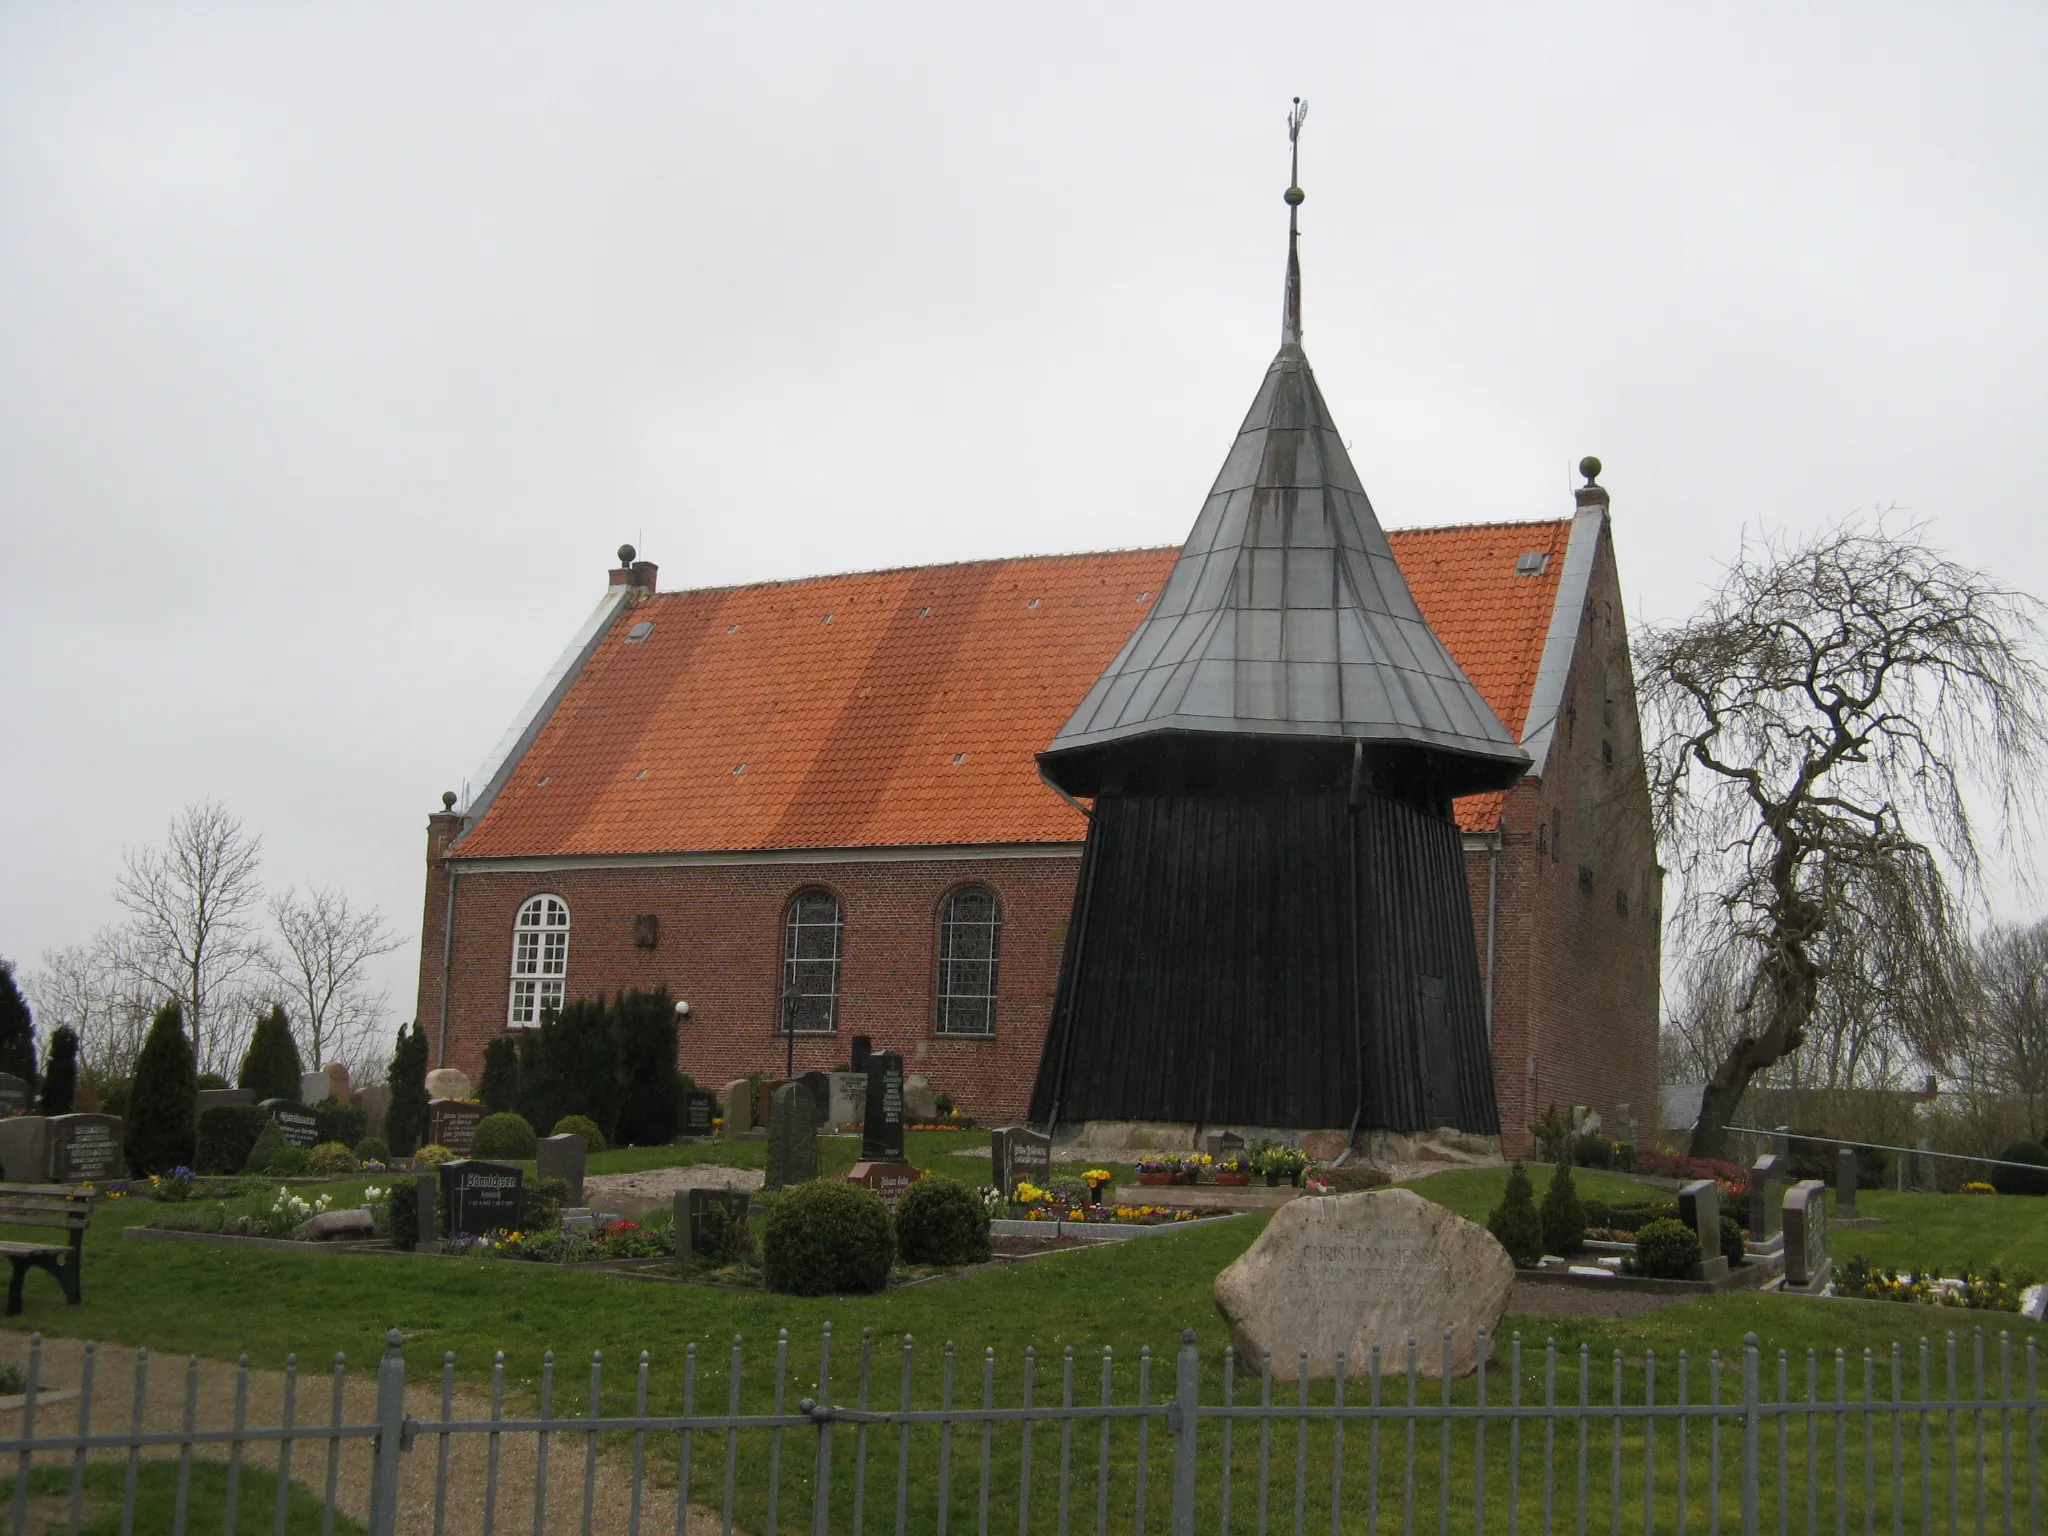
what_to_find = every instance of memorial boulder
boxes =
[1213,1188,1513,1380]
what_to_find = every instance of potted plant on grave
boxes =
[1178,1152,1211,1185]
[1253,1144,1308,1187]
[1083,1169,1113,1205]
[1135,1156,1175,1188]
[1215,1155,1252,1187]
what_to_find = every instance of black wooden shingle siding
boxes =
[1029,789,1500,1134]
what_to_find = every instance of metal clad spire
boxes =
[1283,98,1307,346]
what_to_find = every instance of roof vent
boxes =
[919,607,932,618]
[633,769,647,781]
[1027,598,1040,609]
[952,753,966,766]
[1514,551,1551,577]
[625,619,655,643]
[1137,592,1152,602]
[732,763,746,775]
[726,624,739,634]
[821,614,834,625]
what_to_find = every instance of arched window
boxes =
[508,895,570,1028]
[781,889,843,1034]
[935,885,1000,1036]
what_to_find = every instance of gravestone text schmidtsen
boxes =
[259,1100,320,1151]
[1212,1188,1514,1380]
[441,1160,523,1237]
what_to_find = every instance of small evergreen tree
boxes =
[127,1000,198,1175]
[479,1036,521,1115]
[614,988,680,1146]
[36,1026,78,1115]
[521,996,619,1142]
[1539,1161,1586,1257]
[0,961,38,1089]
[385,1022,430,1156]
[238,1005,305,1103]
[1486,1162,1543,1268]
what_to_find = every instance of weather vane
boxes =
[1282,97,1308,345]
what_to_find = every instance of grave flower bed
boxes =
[1632,1148,1749,1196]
[1007,1181,1198,1224]
[443,1218,677,1263]
[1832,1255,2036,1312]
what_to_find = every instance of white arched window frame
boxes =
[935,885,1000,1036]
[508,895,570,1028]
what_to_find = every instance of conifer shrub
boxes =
[473,1113,538,1160]
[0,961,38,1090]
[196,1106,267,1174]
[1719,1214,1747,1267]
[614,988,680,1145]
[36,1026,77,1115]
[1629,1218,1702,1280]
[1539,1162,1586,1257]
[389,1181,421,1249]
[551,1115,606,1153]
[479,1037,521,1115]
[313,1098,366,1148]
[517,997,619,1144]
[1991,1142,2048,1196]
[523,1176,571,1234]
[267,1145,310,1176]
[126,1001,198,1176]
[1486,1163,1543,1268]
[761,1181,894,1295]
[385,1024,429,1156]
[238,1006,304,1103]
[894,1176,991,1265]
[243,1121,287,1175]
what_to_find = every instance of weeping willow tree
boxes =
[1639,522,2048,1159]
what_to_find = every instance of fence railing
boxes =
[0,1324,2038,1536]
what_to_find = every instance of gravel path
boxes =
[0,1334,732,1534]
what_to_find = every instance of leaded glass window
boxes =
[781,889,843,1034]
[935,886,1000,1036]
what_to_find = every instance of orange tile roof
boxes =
[455,520,1572,858]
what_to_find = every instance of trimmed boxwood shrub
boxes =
[314,1098,366,1149]
[127,1001,197,1176]
[1581,1199,1682,1233]
[1486,1164,1543,1268]
[196,1106,267,1175]
[355,1136,390,1164]
[1630,1218,1702,1280]
[473,1113,538,1160]
[390,1181,421,1249]
[523,1176,570,1234]
[895,1176,992,1265]
[308,1141,358,1176]
[1539,1163,1586,1257]
[267,1144,310,1177]
[552,1115,606,1154]
[412,1144,454,1169]
[1719,1214,1747,1267]
[1992,1142,2048,1196]
[761,1182,894,1295]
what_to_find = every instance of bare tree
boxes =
[1967,919,2048,1136]
[27,928,161,1080]
[113,800,266,1073]
[1639,522,2048,1158]
[265,886,402,1077]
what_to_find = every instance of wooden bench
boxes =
[0,1184,93,1316]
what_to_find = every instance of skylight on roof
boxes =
[625,619,655,642]
[1514,551,1551,577]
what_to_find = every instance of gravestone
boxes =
[846,1160,922,1209]
[259,1099,321,1150]
[1213,1188,1514,1380]
[196,1088,253,1112]
[902,1074,939,1123]
[441,1159,523,1237]
[535,1134,586,1205]
[680,1092,718,1138]
[1675,1179,1729,1282]
[356,1084,390,1142]
[720,1080,754,1137]
[0,1117,50,1183]
[425,1100,483,1156]
[424,1067,471,1101]
[850,1035,872,1073]
[862,1054,906,1162]
[323,1062,351,1103]
[414,1172,441,1245]
[766,1083,820,1189]
[0,1074,32,1116]
[299,1072,329,1105]
[1781,1179,1831,1291]
[679,1188,751,1259]
[991,1125,1052,1198]
[49,1115,123,1184]
[1205,1129,1246,1162]
[1834,1147,1860,1216]
[752,1080,777,1131]
[1770,1126,1791,1159]
[827,1073,867,1129]
[1747,1154,1786,1243]
[798,1071,832,1121]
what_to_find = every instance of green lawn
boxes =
[1395,1165,1660,1225]
[0,1462,363,1535]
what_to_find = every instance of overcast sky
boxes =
[4,3,2044,1051]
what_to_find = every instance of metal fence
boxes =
[0,1323,2039,1536]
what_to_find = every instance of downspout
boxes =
[1484,818,1501,1038]
[1335,741,1367,1166]
[435,863,459,1068]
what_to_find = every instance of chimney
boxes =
[608,543,659,595]
[1575,456,1610,512]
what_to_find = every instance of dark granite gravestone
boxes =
[1204,1129,1246,1162]
[991,1125,1052,1197]
[846,1160,921,1209]
[862,1053,906,1163]
[259,1099,320,1150]
[798,1071,832,1121]
[850,1035,872,1073]
[0,1074,32,1116]
[681,1092,718,1138]
[196,1088,254,1112]
[414,1172,441,1245]
[1782,1179,1831,1291]
[1747,1154,1786,1243]
[679,1188,751,1260]
[1676,1178,1729,1282]
[1834,1147,1860,1216]
[0,1117,49,1182]
[49,1115,123,1183]
[535,1134,586,1205]
[425,1101,483,1156]
[441,1160,523,1237]
[766,1083,821,1190]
